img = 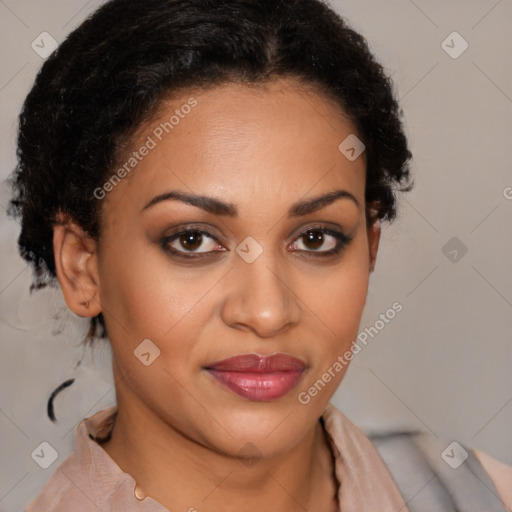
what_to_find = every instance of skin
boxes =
[53,77,381,511]
[473,450,512,509]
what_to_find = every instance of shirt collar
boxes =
[77,403,407,511]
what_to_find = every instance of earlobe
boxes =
[53,217,101,318]
[368,219,381,273]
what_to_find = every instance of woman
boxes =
[9,0,511,510]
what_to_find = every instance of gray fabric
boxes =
[369,431,508,512]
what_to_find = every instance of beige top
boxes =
[25,403,512,511]
[26,403,411,511]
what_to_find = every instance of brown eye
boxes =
[302,230,326,250]
[161,229,225,258]
[290,226,353,257]
[178,231,203,251]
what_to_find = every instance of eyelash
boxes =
[160,224,353,261]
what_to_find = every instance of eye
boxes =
[161,229,225,258]
[289,226,352,256]
[160,224,352,261]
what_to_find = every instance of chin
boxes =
[202,401,318,452]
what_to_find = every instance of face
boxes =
[65,78,379,458]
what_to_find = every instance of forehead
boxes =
[102,78,366,220]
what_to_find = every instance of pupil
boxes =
[304,230,323,249]
[181,232,202,251]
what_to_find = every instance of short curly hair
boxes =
[8,0,413,344]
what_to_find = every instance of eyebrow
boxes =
[141,189,359,217]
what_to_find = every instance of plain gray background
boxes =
[0,1,511,511]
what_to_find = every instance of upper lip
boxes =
[205,353,307,373]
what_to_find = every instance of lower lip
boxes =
[206,369,305,401]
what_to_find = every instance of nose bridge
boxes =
[220,245,301,337]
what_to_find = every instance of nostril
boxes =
[47,378,75,422]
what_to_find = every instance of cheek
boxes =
[98,239,204,338]
[303,247,370,351]
[325,268,369,335]
[295,252,369,405]
[303,274,369,390]
[96,243,209,402]
[96,238,226,388]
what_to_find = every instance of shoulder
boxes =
[25,407,167,512]
[473,449,512,510]
[321,404,410,511]
[368,428,511,511]
[25,407,112,511]
[322,403,511,511]
[25,452,90,512]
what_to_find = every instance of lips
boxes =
[205,353,307,401]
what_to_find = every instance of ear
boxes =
[367,219,381,273]
[53,215,102,318]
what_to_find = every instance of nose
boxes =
[220,250,302,338]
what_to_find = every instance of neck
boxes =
[101,389,339,511]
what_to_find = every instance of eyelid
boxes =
[160,221,353,259]
[288,224,353,255]
[289,221,349,240]
[161,227,225,258]
[161,223,226,244]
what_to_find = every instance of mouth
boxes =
[204,353,307,402]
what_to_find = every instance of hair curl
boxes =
[9,0,413,345]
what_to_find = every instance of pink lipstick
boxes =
[205,353,307,401]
